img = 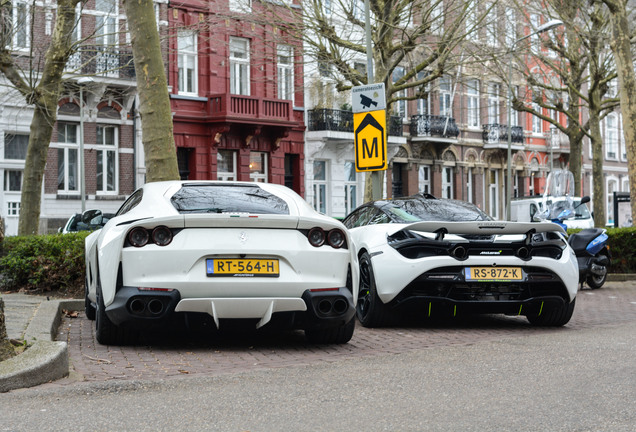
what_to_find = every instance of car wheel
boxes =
[95,274,132,345]
[356,252,391,327]
[84,277,96,321]
[526,298,576,327]
[305,317,355,344]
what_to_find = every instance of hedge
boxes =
[0,232,90,298]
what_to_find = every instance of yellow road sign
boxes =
[354,110,387,172]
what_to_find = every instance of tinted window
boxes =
[343,206,374,228]
[171,184,289,215]
[392,198,492,221]
[117,189,143,216]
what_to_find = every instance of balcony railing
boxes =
[482,123,524,145]
[65,46,135,79]
[307,109,403,136]
[409,115,460,138]
[209,94,293,122]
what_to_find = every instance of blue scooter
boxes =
[548,195,611,289]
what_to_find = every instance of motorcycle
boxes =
[538,170,611,289]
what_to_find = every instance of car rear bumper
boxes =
[105,286,355,330]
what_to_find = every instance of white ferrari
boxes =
[343,197,579,327]
[84,181,358,345]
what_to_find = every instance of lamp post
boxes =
[506,19,563,220]
[78,77,94,212]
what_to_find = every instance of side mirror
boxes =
[576,196,591,208]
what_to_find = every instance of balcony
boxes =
[307,108,403,136]
[66,46,135,79]
[208,94,295,125]
[409,115,460,140]
[482,123,524,150]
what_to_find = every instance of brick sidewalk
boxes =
[57,282,636,383]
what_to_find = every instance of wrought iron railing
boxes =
[307,109,403,136]
[409,115,460,138]
[65,46,135,79]
[482,124,524,144]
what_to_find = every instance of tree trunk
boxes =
[16,0,81,235]
[604,0,636,222]
[0,298,15,362]
[124,0,180,182]
[589,106,606,227]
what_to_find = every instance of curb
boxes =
[0,299,82,393]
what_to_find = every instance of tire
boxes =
[586,272,607,289]
[526,298,576,327]
[95,273,132,345]
[84,277,96,321]
[356,252,391,327]
[305,317,355,344]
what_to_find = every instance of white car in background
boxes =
[343,196,579,328]
[85,181,358,345]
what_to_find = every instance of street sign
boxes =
[354,110,387,172]
[352,83,386,113]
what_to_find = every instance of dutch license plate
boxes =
[206,258,279,277]
[465,267,523,282]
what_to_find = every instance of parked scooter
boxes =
[538,170,611,289]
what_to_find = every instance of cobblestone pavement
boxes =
[57,282,636,383]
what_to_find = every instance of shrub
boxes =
[0,232,90,298]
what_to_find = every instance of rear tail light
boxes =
[152,226,173,246]
[308,227,347,249]
[327,229,345,248]
[128,226,175,247]
[128,227,150,247]
[308,227,326,247]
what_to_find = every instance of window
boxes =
[418,165,431,194]
[95,0,118,75]
[277,45,293,100]
[229,0,251,13]
[431,0,443,35]
[324,0,331,15]
[217,150,237,181]
[467,79,480,128]
[178,31,198,95]
[439,76,451,117]
[607,78,618,98]
[530,14,540,53]
[442,167,453,199]
[485,2,497,47]
[620,115,627,160]
[606,177,618,225]
[605,114,618,159]
[57,123,79,193]
[532,103,542,133]
[505,8,516,48]
[466,0,478,41]
[4,170,22,191]
[393,67,407,119]
[4,133,28,159]
[313,160,327,213]
[96,125,118,193]
[2,0,29,49]
[511,86,519,126]
[487,82,500,123]
[488,169,499,219]
[6,201,20,216]
[344,161,358,215]
[230,37,250,96]
[249,152,267,182]
[466,167,473,203]
[417,70,429,115]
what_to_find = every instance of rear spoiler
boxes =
[390,220,566,241]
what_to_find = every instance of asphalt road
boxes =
[1,283,635,431]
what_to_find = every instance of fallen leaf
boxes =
[63,309,79,318]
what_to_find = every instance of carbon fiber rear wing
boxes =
[389,221,566,242]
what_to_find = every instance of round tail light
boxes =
[327,229,345,249]
[308,227,326,247]
[128,227,149,247]
[152,226,173,246]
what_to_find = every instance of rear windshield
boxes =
[170,184,289,215]
[391,199,492,222]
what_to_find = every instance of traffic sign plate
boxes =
[354,110,387,172]
[352,83,386,113]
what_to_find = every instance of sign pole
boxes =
[364,0,382,201]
